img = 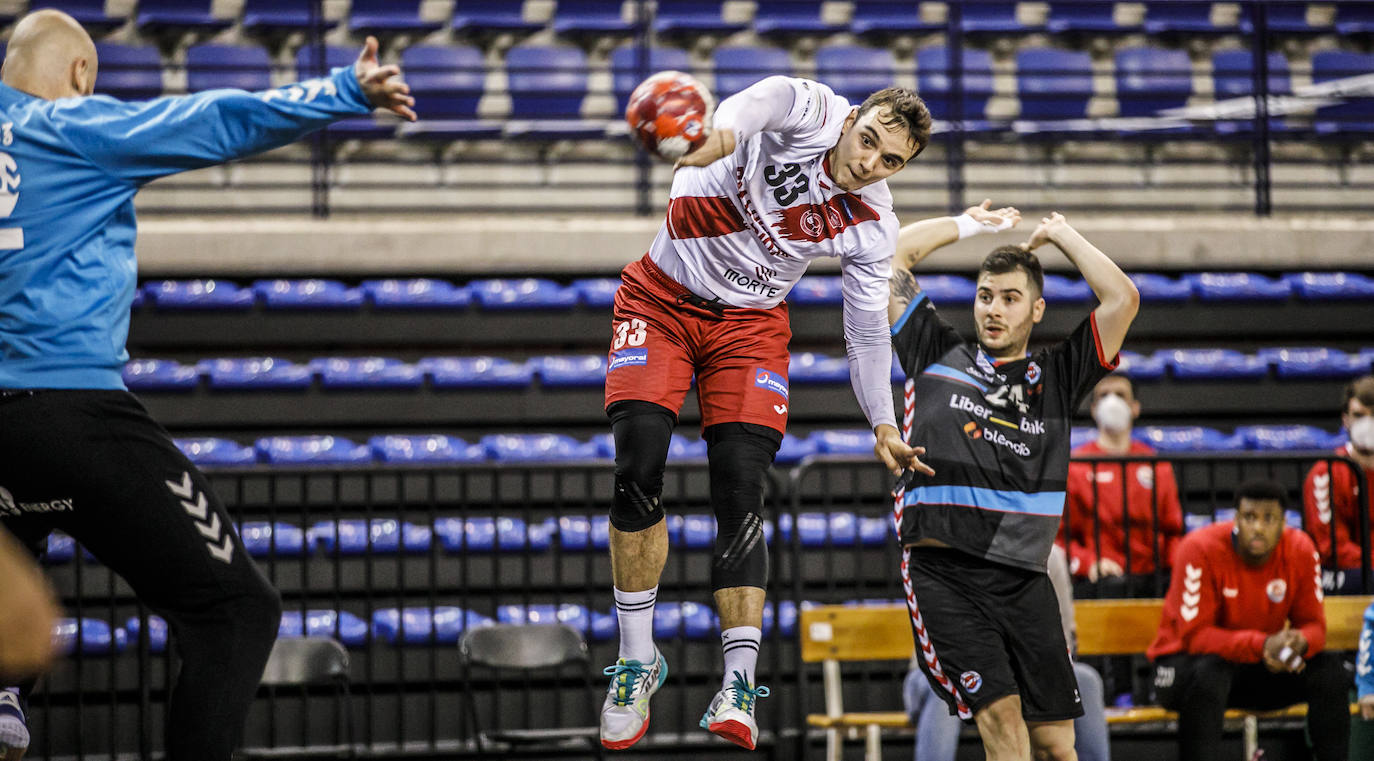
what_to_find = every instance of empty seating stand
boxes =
[1311,50,1374,134]
[552,0,637,39]
[396,45,501,140]
[34,0,125,34]
[653,0,747,39]
[93,43,162,101]
[295,45,398,139]
[752,1,842,39]
[1045,2,1138,35]
[1115,46,1193,119]
[137,0,231,37]
[611,46,692,113]
[1016,46,1095,127]
[815,45,895,108]
[451,1,544,38]
[348,0,442,37]
[185,44,271,93]
[503,45,606,140]
[917,46,997,131]
[850,2,940,38]
[240,0,337,37]
[712,45,792,98]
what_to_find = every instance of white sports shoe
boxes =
[599,648,668,750]
[0,689,28,760]
[699,670,770,750]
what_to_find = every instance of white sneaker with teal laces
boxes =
[599,648,668,750]
[699,670,770,750]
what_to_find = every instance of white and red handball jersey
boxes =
[648,76,898,311]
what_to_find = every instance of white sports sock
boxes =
[721,625,762,691]
[614,586,658,663]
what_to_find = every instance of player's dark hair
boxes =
[978,245,1044,299]
[1235,479,1287,510]
[1342,374,1374,415]
[858,87,932,159]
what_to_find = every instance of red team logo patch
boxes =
[960,670,983,694]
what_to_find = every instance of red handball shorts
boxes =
[604,254,792,435]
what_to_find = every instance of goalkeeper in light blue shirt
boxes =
[0,10,414,761]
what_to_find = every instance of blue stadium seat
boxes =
[44,533,76,564]
[123,359,199,391]
[753,1,842,38]
[145,279,254,310]
[610,46,693,113]
[238,521,307,557]
[469,278,580,309]
[372,607,492,645]
[132,288,145,309]
[917,46,997,131]
[278,610,369,646]
[675,514,716,549]
[787,512,860,547]
[370,434,486,463]
[309,519,433,555]
[1046,2,1137,34]
[1143,2,1239,34]
[201,357,313,389]
[1071,427,1097,449]
[553,0,636,37]
[1184,513,1213,533]
[348,0,443,36]
[396,45,503,140]
[1335,3,1374,36]
[1130,273,1192,302]
[504,46,607,140]
[256,435,373,465]
[497,604,592,634]
[451,0,544,36]
[125,615,169,652]
[558,515,611,551]
[789,275,843,306]
[1285,272,1374,301]
[850,2,940,37]
[654,1,747,38]
[960,2,1032,33]
[1186,272,1291,302]
[137,0,231,34]
[294,45,399,139]
[436,517,497,552]
[1211,50,1293,135]
[1139,426,1246,452]
[790,352,848,384]
[1164,349,1268,380]
[1114,46,1192,118]
[919,274,977,304]
[653,601,716,639]
[33,0,126,32]
[312,357,424,389]
[712,46,793,98]
[1311,51,1374,134]
[1239,425,1337,452]
[762,600,800,636]
[1041,273,1093,302]
[362,278,471,309]
[1244,3,1332,35]
[253,279,365,309]
[174,437,258,466]
[92,43,161,100]
[1258,347,1368,380]
[185,44,272,93]
[241,0,338,35]
[815,45,895,107]
[775,432,819,465]
[858,515,890,545]
[572,277,621,308]
[1116,350,1167,380]
[533,355,607,388]
[53,618,127,656]
[813,429,877,455]
[482,434,600,462]
[589,609,618,641]
[421,357,534,389]
[667,434,708,461]
[1016,47,1094,122]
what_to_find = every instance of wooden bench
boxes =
[800,596,1372,761]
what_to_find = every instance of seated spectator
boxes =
[1148,480,1350,761]
[903,545,1110,761]
[1062,373,1182,598]
[1304,374,1374,594]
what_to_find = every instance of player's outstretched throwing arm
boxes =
[51,36,413,184]
[1020,213,1139,361]
[887,199,1022,324]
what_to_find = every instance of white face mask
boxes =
[1350,416,1374,453]
[1093,393,1133,434]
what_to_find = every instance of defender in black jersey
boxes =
[889,210,1139,761]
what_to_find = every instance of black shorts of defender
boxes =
[0,390,282,761]
[907,547,1084,723]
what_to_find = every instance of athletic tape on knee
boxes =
[711,510,768,591]
[611,474,666,532]
[705,425,777,591]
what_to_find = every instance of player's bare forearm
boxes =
[1026,214,1138,359]
[893,217,960,271]
[675,127,735,169]
[888,266,923,326]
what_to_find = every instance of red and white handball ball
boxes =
[625,70,714,162]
